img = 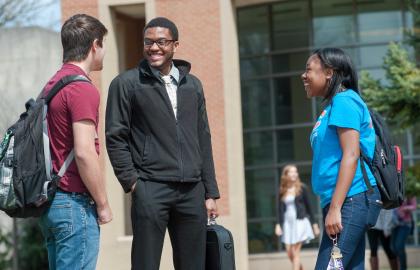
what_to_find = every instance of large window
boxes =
[238,0,418,254]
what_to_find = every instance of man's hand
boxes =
[73,120,112,226]
[205,198,218,218]
[97,202,113,225]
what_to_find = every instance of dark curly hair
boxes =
[144,17,179,41]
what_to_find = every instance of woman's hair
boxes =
[279,164,302,198]
[311,48,359,103]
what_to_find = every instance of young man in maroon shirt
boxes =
[38,14,112,270]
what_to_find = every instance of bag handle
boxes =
[208,216,217,226]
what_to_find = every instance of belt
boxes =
[57,187,92,199]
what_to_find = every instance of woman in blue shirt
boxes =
[301,48,382,269]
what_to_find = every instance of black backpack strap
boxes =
[44,75,90,104]
[332,96,375,194]
[360,151,374,194]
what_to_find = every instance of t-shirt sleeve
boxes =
[66,82,100,125]
[328,95,362,131]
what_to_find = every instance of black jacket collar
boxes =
[139,59,191,82]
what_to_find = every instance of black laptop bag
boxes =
[205,218,236,270]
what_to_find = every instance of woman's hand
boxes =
[312,223,320,237]
[275,224,283,236]
[325,207,343,237]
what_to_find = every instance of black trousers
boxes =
[131,180,207,270]
[367,228,396,259]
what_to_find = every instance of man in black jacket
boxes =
[105,17,220,270]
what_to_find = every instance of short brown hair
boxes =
[61,14,108,63]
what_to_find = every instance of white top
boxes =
[161,74,178,118]
[149,63,180,119]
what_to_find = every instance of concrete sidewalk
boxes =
[249,247,420,270]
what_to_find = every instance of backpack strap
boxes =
[360,151,374,194]
[42,75,91,182]
[43,75,90,103]
[330,97,375,194]
[57,150,75,177]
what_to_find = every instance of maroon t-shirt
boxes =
[43,63,100,193]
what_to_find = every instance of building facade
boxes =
[61,0,420,269]
[237,0,419,254]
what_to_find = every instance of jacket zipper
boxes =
[161,80,184,181]
[176,121,184,182]
[176,80,184,181]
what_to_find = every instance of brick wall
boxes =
[155,0,229,215]
[61,0,99,23]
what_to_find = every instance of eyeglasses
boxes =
[144,38,176,48]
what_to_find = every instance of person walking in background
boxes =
[38,14,113,270]
[367,209,398,270]
[105,17,220,270]
[391,197,417,270]
[301,48,381,269]
[275,164,320,270]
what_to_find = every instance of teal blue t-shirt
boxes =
[310,90,376,208]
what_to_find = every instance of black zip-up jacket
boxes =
[278,185,315,226]
[105,59,220,199]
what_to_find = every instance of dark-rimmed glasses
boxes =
[144,38,175,48]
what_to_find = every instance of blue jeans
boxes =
[315,186,382,270]
[39,190,100,270]
[391,224,411,270]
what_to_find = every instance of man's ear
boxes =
[92,39,100,52]
[173,41,179,53]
